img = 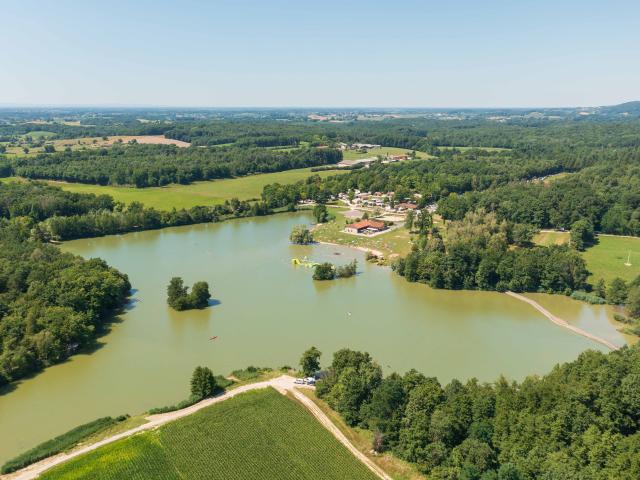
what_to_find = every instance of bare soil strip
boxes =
[290,388,391,480]
[505,291,619,351]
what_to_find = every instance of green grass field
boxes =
[313,208,413,260]
[22,131,57,140]
[40,389,377,480]
[342,146,432,160]
[1,167,345,210]
[582,235,640,283]
[534,231,640,284]
[533,230,570,246]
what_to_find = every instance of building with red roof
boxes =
[344,219,387,235]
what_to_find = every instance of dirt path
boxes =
[505,291,620,350]
[4,376,388,480]
[290,389,391,480]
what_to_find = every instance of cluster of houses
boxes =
[337,142,381,151]
[337,190,431,213]
[336,151,413,169]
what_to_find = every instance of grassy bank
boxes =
[1,416,130,474]
[297,389,425,480]
[40,389,377,480]
[313,208,413,261]
[1,167,345,210]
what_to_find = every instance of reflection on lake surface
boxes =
[0,213,626,462]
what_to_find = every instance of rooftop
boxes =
[349,219,386,230]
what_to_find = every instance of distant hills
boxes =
[598,101,640,115]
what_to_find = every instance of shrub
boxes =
[289,224,314,244]
[570,290,606,304]
[167,277,211,311]
[614,313,632,324]
[313,262,335,280]
[335,259,357,278]
[148,395,202,415]
[1,416,123,473]
[231,366,272,381]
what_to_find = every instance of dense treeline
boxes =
[261,143,640,237]
[4,110,640,150]
[393,211,588,293]
[315,345,640,479]
[0,220,131,386]
[0,180,275,384]
[41,199,270,241]
[160,117,640,150]
[439,155,640,235]
[261,145,628,206]
[4,144,342,187]
[0,181,114,221]
[0,180,270,241]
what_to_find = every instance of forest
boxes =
[0,180,271,241]
[0,219,131,385]
[3,144,342,187]
[438,156,640,235]
[0,180,272,384]
[393,210,588,294]
[315,345,640,480]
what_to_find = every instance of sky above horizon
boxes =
[2,0,639,108]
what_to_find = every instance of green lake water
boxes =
[0,213,627,463]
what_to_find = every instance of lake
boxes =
[0,212,627,463]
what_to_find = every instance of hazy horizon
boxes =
[3,0,639,107]
[0,101,636,110]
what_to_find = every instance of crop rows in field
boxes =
[42,388,377,480]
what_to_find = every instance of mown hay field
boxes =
[1,166,345,210]
[41,388,377,480]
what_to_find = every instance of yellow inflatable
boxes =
[291,257,320,268]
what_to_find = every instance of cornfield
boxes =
[42,388,376,480]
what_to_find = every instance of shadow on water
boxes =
[0,382,17,397]
[0,298,132,397]
[312,275,358,293]
[123,297,140,312]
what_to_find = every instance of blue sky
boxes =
[2,0,639,107]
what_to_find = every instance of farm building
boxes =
[344,219,388,235]
[397,202,418,211]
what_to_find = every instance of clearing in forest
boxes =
[1,167,345,210]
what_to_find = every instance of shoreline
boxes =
[315,239,385,259]
[505,291,620,351]
[312,232,627,351]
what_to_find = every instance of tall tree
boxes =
[313,204,329,223]
[300,346,322,376]
[190,366,217,399]
[570,219,595,251]
[404,210,415,231]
